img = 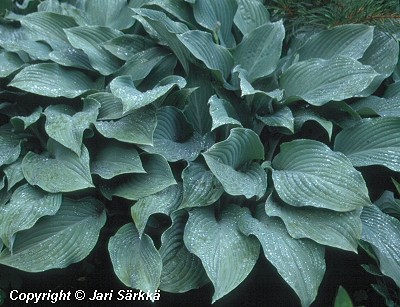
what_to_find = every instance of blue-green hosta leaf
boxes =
[384,81,400,99]
[352,96,400,117]
[208,95,241,131]
[0,197,106,272]
[203,128,266,199]
[110,75,186,114]
[65,26,123,75]
[358,29,399,96]
[234,0,270,35]
[183,68,214,134]
[178,30,234,81]
[159,210,209,292]
[184,205,259,303]
[138,54,177,90]
[37,0,86,22]
[257,107,294,134]
[20,12,78,48]
[83,0,134,30]
[11,107,42,131]
[108,223,162,292]
[86,92,123,120]
[9,63,103,98]
[180,162,224,209]
[1,40,52,61]
[266,194,362,252]
[114,47,169,82]
[272,139,371,211]
[100,153,176,201]
[103,34,156,60]
[0,184,62,251]
[233,21,284,82]
[0,124,25,167]
[133,8,191,74]
[374,191,400,220]
[95,105,156,145]
[22,141,94,193]
[44,100,99,156]
[0,51,24,77]
[298,24,374,61]
[238,204,325,307]
[334,118,400,171]
[293,109,333,140]
[0,184,11,206]
[131,184,182,237]
[91,141,145,179]
[146,0,196,25]
[49,47,94,70]
[3,158,24,190]
[361,205,400,287]
[280,57,378,105]
[139,106,212,162]
[192,0,237,48]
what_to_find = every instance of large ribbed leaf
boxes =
[272,139,371,211]
[95,105,157,145]
[298,24,374,60]
[334,118,400,171]
[361,205,400,287]
[234,0,270,35]
[180,162,224,209]
[83,0,134,30]
[352,96,400,117]
[1,39,52,61]
[49,47,94,70]
[280,57,378,105]
[159,210,209,292]
[238,204,325,307]
[0,124,25,167]
[3,158,24,190]
[0,197,106,272]
[44,100,99,155]
[22,141,94,193]
[133,8,191,73]
[233,21,284,82]
[139,106,212,162]
[90,140,145,179]
[0,184,62,251]
[100,153,176,201]
[9,63,103,98]
[131,184,182,237]
[108,223,162,292]
[87,92,124,120]
[20,12,78,48]
[178,30,234,81]
[358,29,399,96]
[0,51,24,77]
[192,0,237,48]
[11,107,42,131]
[208,95,241,131]
[110,75,186,113]
[266,194,362,252]
[374,191,400,220]
[184,205,259,303]
[65,26,122,75]
[203,128,266,199]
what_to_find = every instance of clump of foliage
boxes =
[0,0,399,306]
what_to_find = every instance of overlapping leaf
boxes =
[272,139,371,211]
[361,205,400,287]
[234,0,270,35]
[22,140,94,193]
[334,118,400,171]
[0,197,106,272]
[203,128,266,199]
[0,124,25,167]
[9,63,103,98]
[208,95,241,131]
[239,204,325,307]
[159,210,209,292]
[108,223,162,292]
[0,184,62,251]
[184,205,259,303]
[0,51,24,77]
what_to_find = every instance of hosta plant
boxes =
[0,0,400,306]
